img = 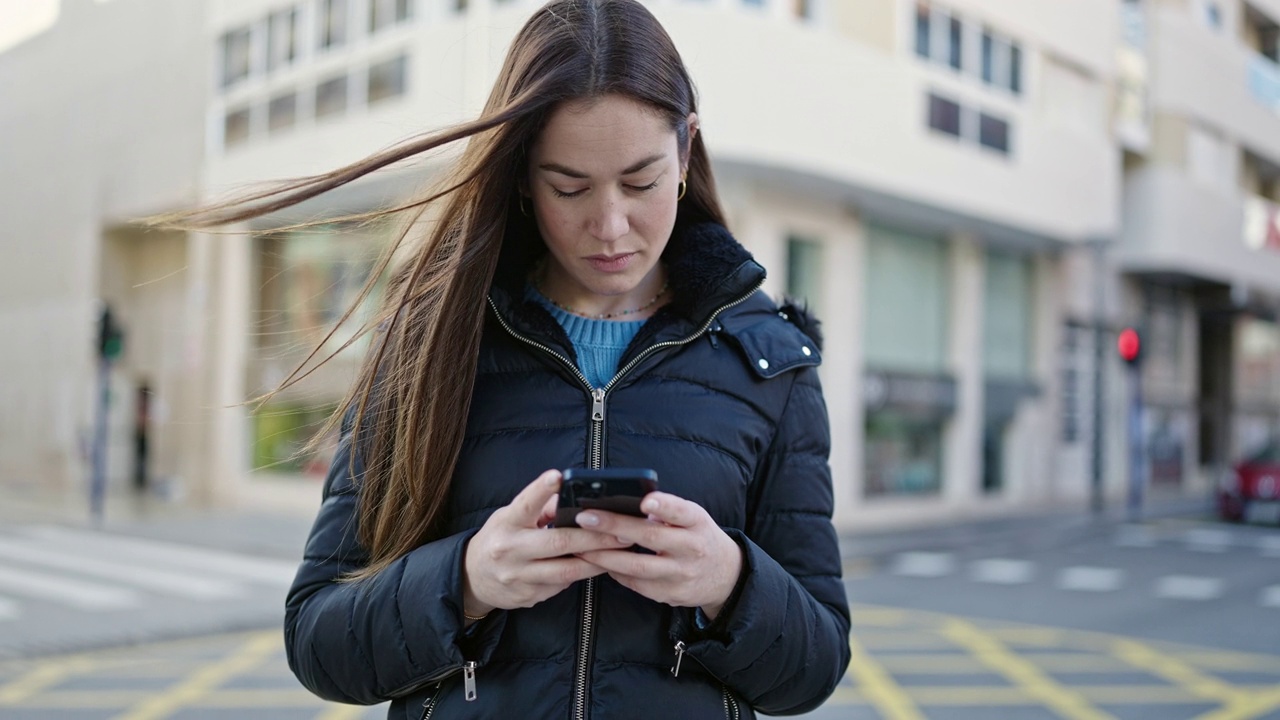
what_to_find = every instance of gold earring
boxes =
[677,179,687,201]
[519,194,533,217]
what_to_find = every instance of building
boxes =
[1116,0,1280,505]
[4,0,1225,533]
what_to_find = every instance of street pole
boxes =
[1090,240,1107,514]
[90,355,110,527]
[1126,363,1145,522]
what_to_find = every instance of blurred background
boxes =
[1,1,1279,719]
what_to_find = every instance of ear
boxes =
[682,112,700,173]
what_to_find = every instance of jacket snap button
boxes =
[802,346,811,356]
[758,358,769,370]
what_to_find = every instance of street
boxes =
[0,503,1277,719]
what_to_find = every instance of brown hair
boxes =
[160,0,726,578]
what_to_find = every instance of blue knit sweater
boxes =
[527,286,645,389]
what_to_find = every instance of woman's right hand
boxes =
[462,469,630,619]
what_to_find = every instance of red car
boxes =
[1219,444,1280,524]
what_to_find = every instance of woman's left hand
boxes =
[574,492,744,621]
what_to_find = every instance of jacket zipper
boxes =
[416,660,478,720]
[487,282,763,720]
[722,686,741,720]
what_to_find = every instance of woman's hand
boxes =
[462,470,632,620]
[574,493,744,621]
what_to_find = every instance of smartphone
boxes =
[554,468,659,528]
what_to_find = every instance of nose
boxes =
[587,192,629,242]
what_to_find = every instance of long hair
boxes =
[161,0,726,579]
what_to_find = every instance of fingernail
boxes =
[641,499,659,513]
[577,512,599,527]
[545,471,559,486]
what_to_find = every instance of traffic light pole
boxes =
[90,355,110,526]
[1126,363,1145,522]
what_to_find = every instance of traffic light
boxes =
[1117,326,1141,366]
[98,306,125,362]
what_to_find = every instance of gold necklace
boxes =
[535,279,670,320]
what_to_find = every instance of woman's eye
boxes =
[551,187,586,199]
[626,180,660,193]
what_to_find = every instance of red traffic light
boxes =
[1117,327,1141,364]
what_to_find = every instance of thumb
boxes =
[508,469,562,526]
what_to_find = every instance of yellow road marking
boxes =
[940,619,1117,720]
[1112,639,1245,705]
[846,633,926,720]
[850,607,909,625]
[0,656,98,704]
[1194,687,1280,720]
[110,631,281,720]
[1174,652,1280,673]
[315,702,370,720]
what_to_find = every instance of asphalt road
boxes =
[0,503,1277,719]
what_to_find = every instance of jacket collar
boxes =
[489,218,765,337]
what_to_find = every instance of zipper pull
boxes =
[463,661,478,702]
[671,640,686,677]
[591,388,605,422]
[708,321,721,349]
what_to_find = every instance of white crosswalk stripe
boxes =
[889,552,955,578]
[1155,575,1224,601]
[0,538,245,600]
[969,559,1035,585]
[1058,567,1124,592]
[20,526,298,586]
[1260,536,1280,558]
[0,564,140,610]
[1184,529,1233,553]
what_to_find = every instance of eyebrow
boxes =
[538,153,667,179]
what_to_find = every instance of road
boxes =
[0,503,1276,719]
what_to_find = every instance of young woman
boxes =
[185,1,850,717]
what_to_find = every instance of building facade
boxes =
[7,0,1268,532]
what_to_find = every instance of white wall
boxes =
[0,0,208,498]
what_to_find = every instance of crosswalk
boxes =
[0,525,298,622]
[878,524,1280,609]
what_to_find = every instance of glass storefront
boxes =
[981,250,1034,493]
[863,226,951,497]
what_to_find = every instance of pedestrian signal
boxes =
[1117,327,1141,366]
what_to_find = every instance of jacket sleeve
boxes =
[283,410,506,704]
[684,365,852,715]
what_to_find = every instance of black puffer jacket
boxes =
[284,222,851,719]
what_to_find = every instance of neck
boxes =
[536,263,669,321]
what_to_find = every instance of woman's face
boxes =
[527,94,695,315]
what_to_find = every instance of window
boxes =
[268,92,298,133]
[947,15,962,70]
[220,27,252,89]
[267,8,299,72]
[368,55,408,104]
[864,226,949,373]
[915,4,930,59]
[224,106,252,148]
[983,252,1033,379]
[320,0,349,50]
[370,0,411,32]
[786,237,824,314]
[742,0,766,6]
[915,3,960,68]
[315,75,348,119]
[978,112,1010,154]
[927,93,962,137]
[980,28,1022,94]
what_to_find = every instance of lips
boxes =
[585,252,636,273]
